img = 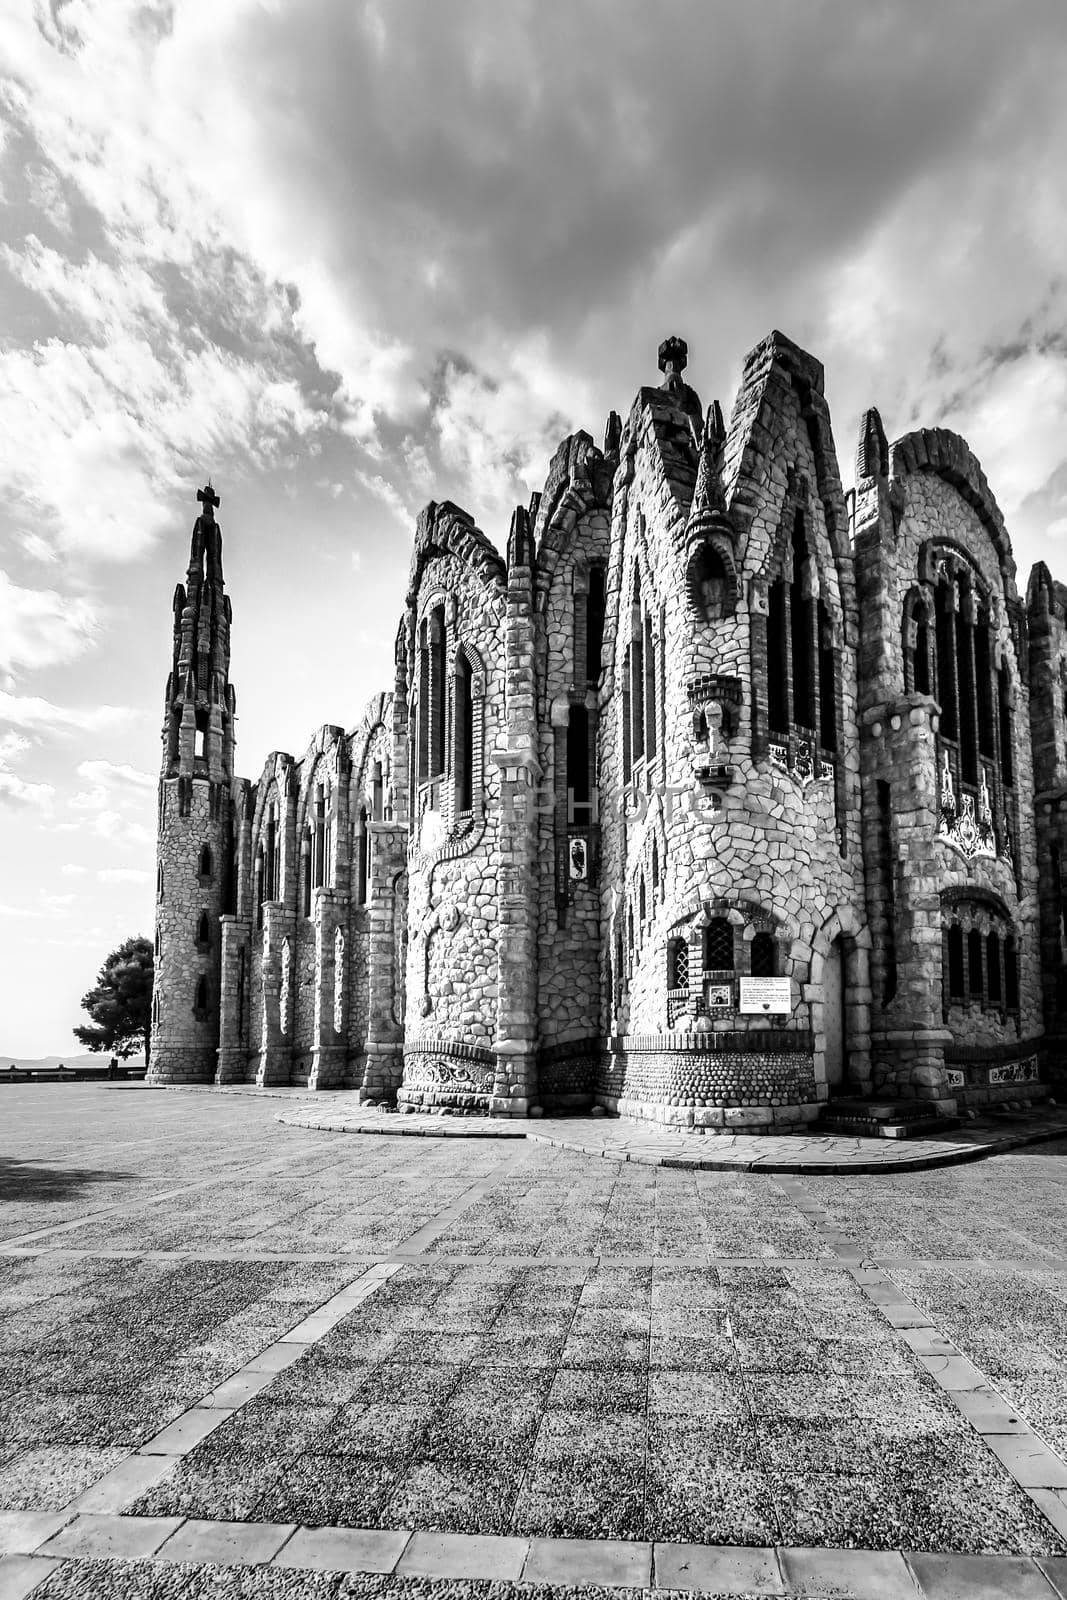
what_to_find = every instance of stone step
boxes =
[824,1096,942,1123]
[814,1112,962,1140]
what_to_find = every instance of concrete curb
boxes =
[273,1104,1067,1174]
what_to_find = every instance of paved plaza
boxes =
[2,1087,1067,1597]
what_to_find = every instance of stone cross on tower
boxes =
[197,483,220,521]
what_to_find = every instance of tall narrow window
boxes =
[644,612,657,762]
[975,611,995,759]
[302,835,312,916]
[1005,937,1019,1010]
[196,911,210,949]
[372,761,384,821]
[629,602,645,763]
[751,931,776,977]
[817,599,836,751]
[639,876,646,922]
[199,844,213,880]
[622,662,633,785]
[194,975,208,1013]
[790,513,814,729]
[999,667,1014,787]
[157,862,164,900]
[651,842,659,893]
[947,925,965,1000]
[586,566,606,681]
[417,619,429,784]
[566,705,590,822]
[454,656,474,814]
[703,918,734,971]
[914,605,931,696]
[957,590,979,784]
[967,928,983,1000]
[264,811,276,900]
[313,788,325,889]
[357,806,369,906]
[767,578,788,733]
[429,606,446,780]
[935,581,958,740]
[986,932,1002,1005]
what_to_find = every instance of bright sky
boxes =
[2,1,1067,1055]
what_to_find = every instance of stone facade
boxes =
[150,333,1064,1123]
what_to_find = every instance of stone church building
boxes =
[149,330,1065,1129]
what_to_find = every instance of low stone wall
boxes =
[595,1031,821,1130]
[537,1038,599,1110]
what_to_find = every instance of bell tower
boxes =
[149,484,236,1083]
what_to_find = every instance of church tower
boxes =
[149,484,236,1083]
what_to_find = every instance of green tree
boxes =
[74,936,154,1067]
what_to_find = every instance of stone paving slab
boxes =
[13,1524,1067,1597]
[274,1104,1067,1174]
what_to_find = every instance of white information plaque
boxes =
[738,977,792,1015]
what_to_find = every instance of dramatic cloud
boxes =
[0,570,97,677]
[0,692,134,735]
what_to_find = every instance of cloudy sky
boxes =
[2,0,1067,1056]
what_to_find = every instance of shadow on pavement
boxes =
[0,1156,137,1203]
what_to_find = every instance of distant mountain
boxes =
[0,1053,147,1072]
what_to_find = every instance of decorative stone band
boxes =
[598,1039,821,1131]
[398,1037,497,1111]
[611,1029,814,1054]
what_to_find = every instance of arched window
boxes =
[453,656,474,815]
[194,708,208,762]
[416,617,430,785]
[667,937,689,991]
[628,572,645,769]
[703,918,733,971]
[198,844,213,881]
[751,931,777,978]
[196,911,210,950]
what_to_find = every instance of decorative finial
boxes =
[197,482,220,520]
[658,335,688,384]
[688,401,728,530]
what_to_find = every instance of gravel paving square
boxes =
[646,1463,779,1547]
[385,1459,518,1535]
[0,1447,128,1512]
[512,1461,645,1540]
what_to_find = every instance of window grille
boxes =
[751,931,776,977]
[667,938,689,991]
[703,918,733,970]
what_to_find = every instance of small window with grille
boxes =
[703,918,734,971]
[667,938,689,991]
[750,931,776,977]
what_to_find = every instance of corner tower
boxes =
[149,484,236,1083]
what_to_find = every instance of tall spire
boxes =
[162,483,235,782]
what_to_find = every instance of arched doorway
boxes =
[823,935,847,1088]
